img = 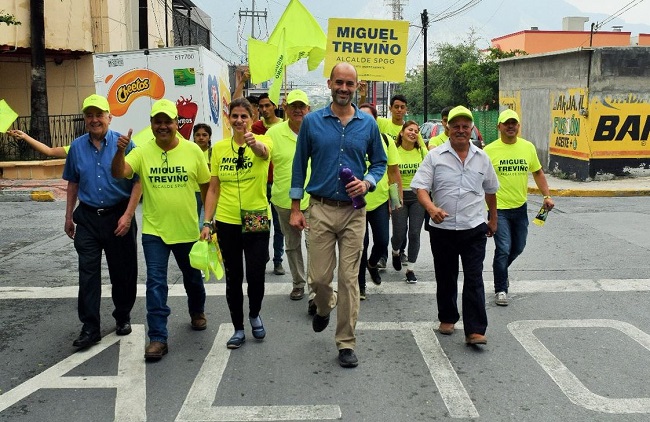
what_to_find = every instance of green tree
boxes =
[395,34,525,115]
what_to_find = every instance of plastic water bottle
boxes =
[532,205,549,226]
[339,167,366,209]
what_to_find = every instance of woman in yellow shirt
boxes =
[201,98,273,349]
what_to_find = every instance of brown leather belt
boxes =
[310,195,352,207]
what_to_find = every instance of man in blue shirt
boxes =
[290,62,387,368]
[63,94,141,349]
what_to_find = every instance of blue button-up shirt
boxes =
[63,129,136,208]
[290,103,387,201]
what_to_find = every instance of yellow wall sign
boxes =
[549,89,591,161]
[324,18,409,82]
[589,95,650,158]
[499,90,521,116]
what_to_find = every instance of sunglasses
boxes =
[161,151,168,170]
[236,146,245,170]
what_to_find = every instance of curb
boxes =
[528,187,650,197]
[0,189,55,202]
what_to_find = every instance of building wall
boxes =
[0,0,174,116]
[0,0,93,52]
[0,57,95,116]
[499,47,650,180]
[492,31,632,55]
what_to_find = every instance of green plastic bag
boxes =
[189,237,223,281]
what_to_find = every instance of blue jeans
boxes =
[142,234,206,343]
[267,183,284,265]
[492,204,529,294]
[358,201,390,289]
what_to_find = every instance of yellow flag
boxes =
[247,0,326,88]
[248,37,278,84]
[268,0,326,70]
[267,29,286,106]
[0,100,19,133]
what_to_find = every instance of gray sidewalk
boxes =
[2,172,650,202]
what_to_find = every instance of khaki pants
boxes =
[307,198,366,350]
[273,204,313,298]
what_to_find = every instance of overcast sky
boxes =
[190,0,649,93]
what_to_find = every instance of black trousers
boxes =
[429,224,488,336]
[216,221,269,331]
[73,202,138,334]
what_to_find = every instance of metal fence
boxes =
[0,114,85,161]
[411,110,500,145]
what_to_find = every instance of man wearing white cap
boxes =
[484,109,554,306]
[411,105,499,346]
[63,94,141,349]
[267,89,313,304]
[112,98,211,361]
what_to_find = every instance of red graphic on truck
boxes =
[176,96,198,139]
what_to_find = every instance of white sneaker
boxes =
[495,291,508,306]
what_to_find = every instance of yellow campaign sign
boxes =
[324,18,409,82]
[589,95,650,159]
[549,89,591,161]
[499,90,521,116]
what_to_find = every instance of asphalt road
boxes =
[1,197,650,421]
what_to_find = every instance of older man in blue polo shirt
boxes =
[63,94,141,349]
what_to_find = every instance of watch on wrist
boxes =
[203,221,213,228]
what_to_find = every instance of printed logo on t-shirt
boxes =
[149,165,189,188]
[496,158,529,175]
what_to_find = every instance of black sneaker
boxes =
[312,313,330,332]
[405,271,417,284]
[308,299,317,316]
[359,287,366,301]
[377,257,387,269]
[338,348,358,368]
[368,264,381,285]
[400,252,408,265]
[392,253,402,271]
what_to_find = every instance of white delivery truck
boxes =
[93,45,232,141]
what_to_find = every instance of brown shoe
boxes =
[465,333,487,345]
[144,341,168,361]
[290,287,304,300]
[190,312,207,331]
[438,322,455,335]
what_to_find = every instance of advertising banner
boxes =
[324,18,409,82]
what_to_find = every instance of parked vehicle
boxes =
[421,120,484,149]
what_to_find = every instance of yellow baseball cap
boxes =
[286,89,310,106]
[447,106,473,123]
[82,94,110,113]
[150,99,178,119]
[498,109,520,124]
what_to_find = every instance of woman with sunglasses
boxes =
[201,97,273,349]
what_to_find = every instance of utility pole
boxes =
[30,0,50,149]
[421,9,429,122]
[239,0,267,39]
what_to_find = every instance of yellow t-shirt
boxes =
[125,139,211,244]
[366,134,400,211]
[377,117,426,149]
[484,137,542,209]
[429,132,447,148]
[63,145,71,155]
[211,135,273,224]
[267,121,310,210]
[397,145,426,190]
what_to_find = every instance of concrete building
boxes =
[0,0,211,117]
[492,16,650,55]
[498,47,650,180]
